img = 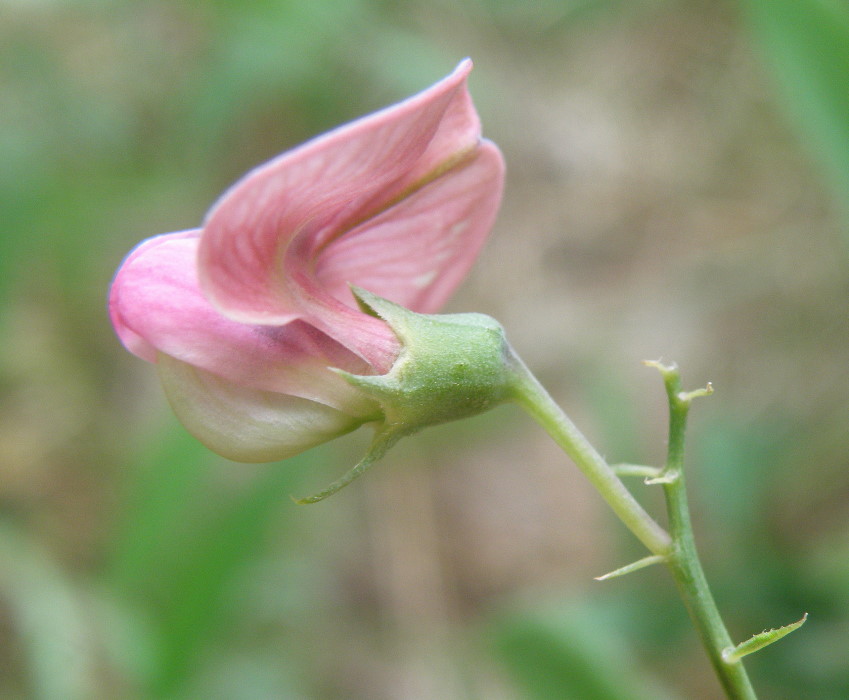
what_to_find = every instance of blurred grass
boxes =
[741,0,849,223]
[1,0,848,698]
[488,600,679,700]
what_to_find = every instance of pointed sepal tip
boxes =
[292,429,402,504]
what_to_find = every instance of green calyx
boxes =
[293,288,516,504]
[343,287,514,431]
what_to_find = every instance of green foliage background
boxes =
[1,0,848,698]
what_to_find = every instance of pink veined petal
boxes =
[268,271,401,373]
[157,353,365,463]
[198,59,481,324]
[313,140,505,315]
[110,231,379,413]
[283,141,505,369]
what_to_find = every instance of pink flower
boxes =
[109,60,504,463]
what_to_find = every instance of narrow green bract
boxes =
[722,614,808,664]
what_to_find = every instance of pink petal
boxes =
[109,232,379,414]
[198,59,481,325]
[109,229,202,363]
[267,269,402,373]
[312,140,504,314]
[157,354,365,463]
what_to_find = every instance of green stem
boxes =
[507,355,672,557]
[664,475,756,699]
[655,364,757,700]
[508,352,757,699]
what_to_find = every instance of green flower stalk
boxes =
[296,293,805,699]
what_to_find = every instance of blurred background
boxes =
[1,0,848,698]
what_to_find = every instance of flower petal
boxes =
[198,59,481,324]
[157,353,365,463]
[313,140,504,314]
[109,229,202,363]
[109,231,378,413]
